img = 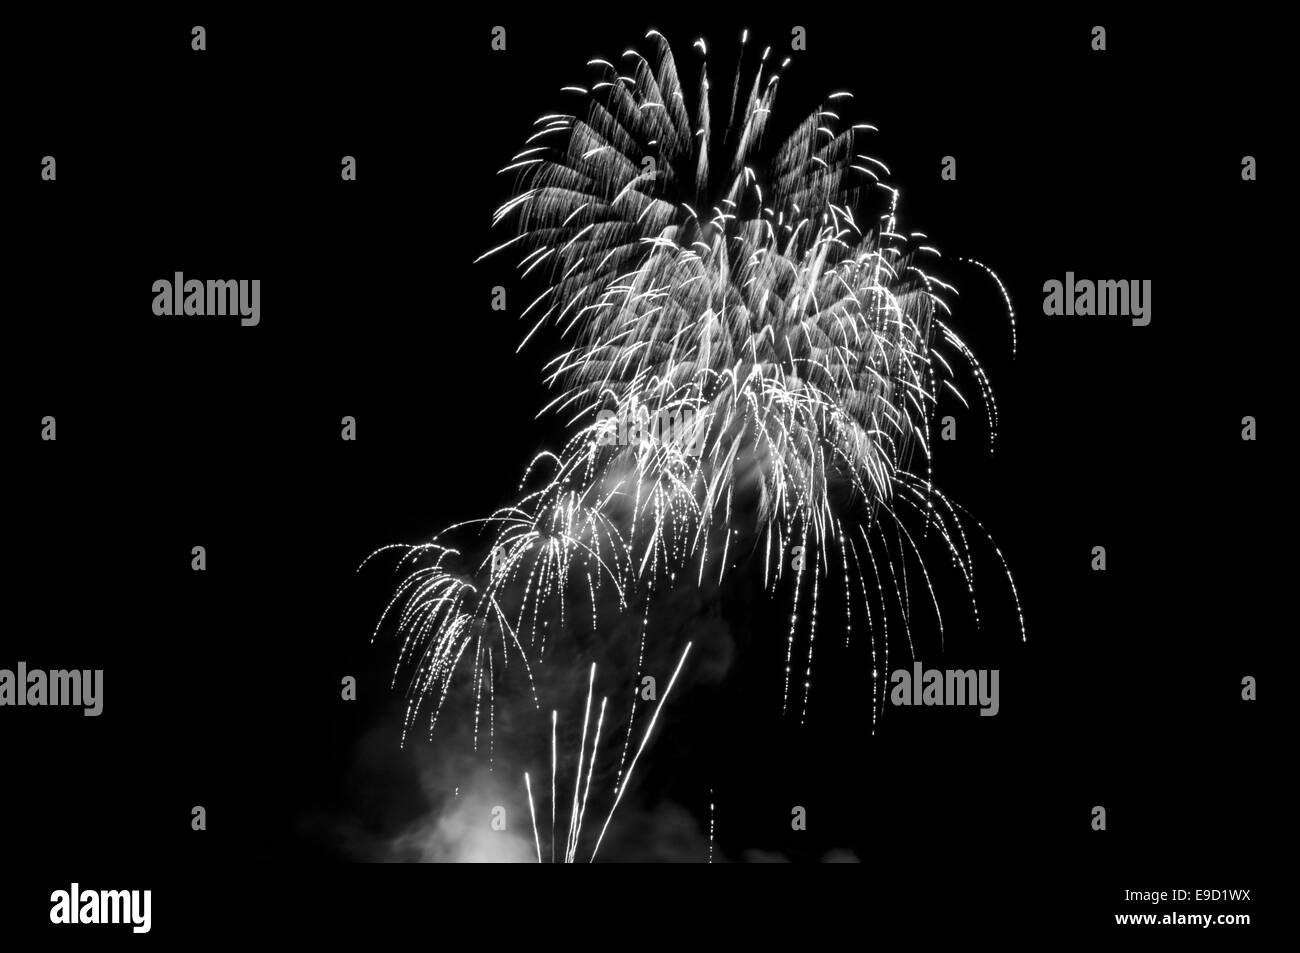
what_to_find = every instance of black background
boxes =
[4,9,1279,941]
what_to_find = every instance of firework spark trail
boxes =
[550,709,557,863]
[565,663,596,862]
[614,607,650,795]
[524,772,542,863]
[523,644,690,863]
[591,641,692,862]
[370,29,1024,747]
[708,788,715,863]
[572,694,606,862]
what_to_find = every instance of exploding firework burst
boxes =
[366,28,1024,754]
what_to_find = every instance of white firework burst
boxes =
[366,29,1024,750]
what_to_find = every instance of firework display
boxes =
[12,9,1272,933]
[371,32,1023,785]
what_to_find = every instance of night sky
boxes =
[5,9,1278,941]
